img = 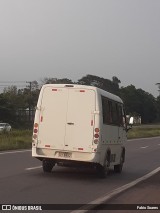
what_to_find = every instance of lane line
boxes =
[25,166,42,171]
[0,150,31,155]
[140,146,148,149]
[71,167,160,213]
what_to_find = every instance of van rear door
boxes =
[37,86,96,152]
[65,89,96,152]
[37,87,68,150]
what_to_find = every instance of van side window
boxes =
[108,100,112,123]
[102,96,114,125]
[122,106,127,128]
[111,102,119,125]
[118,105,123,126]
[102,96,123,126]
[101,96,108,124]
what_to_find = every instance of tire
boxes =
[114,154,124,173]
[42,159,55,173]
[97,153,110,178]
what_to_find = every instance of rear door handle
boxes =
[67,122,74,125]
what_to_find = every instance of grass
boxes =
[0,125,160,151]
[127,126,160,139]
[0,130,32,151]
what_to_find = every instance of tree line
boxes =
[0,74,159,128]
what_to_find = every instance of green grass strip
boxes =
[127,127,160,139]
[0,130,32,151]
[0,127,160,151]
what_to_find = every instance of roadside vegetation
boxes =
[127,125,160,139]
[0,130,32,151]
[0,125,160,151]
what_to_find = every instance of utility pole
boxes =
[155,83,160,96]
[26,81,32,122]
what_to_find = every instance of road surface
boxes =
[0,137,160,212]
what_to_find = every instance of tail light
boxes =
[94,139,99,144]
[94,134,99,138]
[95,128,100,133]
[34,129,38,133]
[33,123,38,139]
[33,134,37,139]
[34,123,38,128]
[94,128,100,144]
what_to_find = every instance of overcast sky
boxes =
[0,0,160,96]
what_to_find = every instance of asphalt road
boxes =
[94,171,160,213]
[0,137,160,211]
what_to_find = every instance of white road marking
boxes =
[25,166,42,171]
[71,167,160,213]
[140,146,148,149]
[0,150,31,155]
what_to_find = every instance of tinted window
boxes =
[102,96,110,124]
[111,102,119,124]
[101,96,124,126]
[118,105,123,126]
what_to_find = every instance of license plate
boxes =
[58,152,72,158]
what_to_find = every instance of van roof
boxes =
[42,84,123,104]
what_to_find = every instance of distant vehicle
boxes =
[0,123,12,132]
[32,84,129,178]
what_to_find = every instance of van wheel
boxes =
[42,159,55,173]
[114,156,123,173]
[97,155,110,178]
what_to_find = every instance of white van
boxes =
[32,84,127,177]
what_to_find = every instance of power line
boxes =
[0,81,27,83]
[0,81,31,89]
[0,84,27,86]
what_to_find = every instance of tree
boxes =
[0,82,40,127]
[77,75,120,95]
[120,85,157,123]
[3,85,18,95]
[0,93,17,124]
[112,76,121,87]
[156,96,160,122]
[42,78,73,84]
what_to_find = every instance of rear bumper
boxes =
[32,147,100,163]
